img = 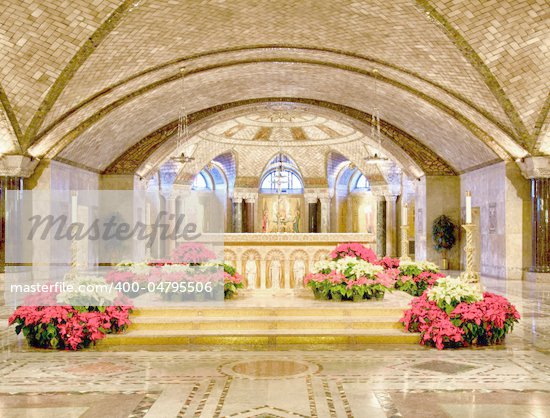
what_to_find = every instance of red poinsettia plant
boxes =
[401,277,520,349]
[9,283,133,350]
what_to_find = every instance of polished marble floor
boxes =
[0,275,549,417]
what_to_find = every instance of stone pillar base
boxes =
[524,271,550,283]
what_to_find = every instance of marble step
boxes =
[129,315,404,331]
[100,328,420,346]
[133,306,406,318]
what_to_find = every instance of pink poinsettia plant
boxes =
[377,256,401,269]
[401,277,520,349]
[395,260,444,296]
[223,264,244,299]
[305,243,398,301]
[105,242,233,300]
[9,282,133,350]
[171,243,218,264]
[330,243,378,263]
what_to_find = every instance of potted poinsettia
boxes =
[9,279,133,350]
[330,242,378,262]
[401,277,520,349]
[395,260,445,296]
[171,242,218,264]
[304,243,398,301]
[223,264,244,299]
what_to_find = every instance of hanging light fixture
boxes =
[171,66,195,164]
[364,69,389,165]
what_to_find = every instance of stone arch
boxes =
[313,249,330,264]
[28,58,513,177]
[223,249,237,270]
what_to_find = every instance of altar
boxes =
[223,233,376,290]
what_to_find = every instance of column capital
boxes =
[0,155,39,178]
[518,156,550,179]
[304,194,318,204]
[233,188,257,202]
[172,183,192,193]
[384,193,399,202]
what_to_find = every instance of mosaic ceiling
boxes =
[206,109,357,143]
[0,0,547,177]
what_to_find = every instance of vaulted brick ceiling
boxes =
[0,0,548,174]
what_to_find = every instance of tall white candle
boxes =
[71,194,78,222]
[402,204,408,226]
[465,191,472,224]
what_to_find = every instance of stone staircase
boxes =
[100,304,420,346]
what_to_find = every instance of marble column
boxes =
[305,195,318,233]
[243,198,255,233]
[232,197,243,233]
[531,178,550,273]
[0,176,23,274]
[319,196,331,233]
[1,177,23,306]
[166,196,177,256]
[376,195,387,257]
[385,194,398,257]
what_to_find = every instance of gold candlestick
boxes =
[461,223,481,288]
[400,225,411,261]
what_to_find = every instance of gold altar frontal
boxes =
[101,289,419,347]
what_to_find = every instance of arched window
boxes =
[192,171,213,190]
[260,154,304,194]
[261,170,303,193]
[353,173,371,191]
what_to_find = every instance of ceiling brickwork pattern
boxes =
[0,0,120,131]
[45,0,505,131]
[431,0,549,134]
[35,47,515,153]
[0,0,547,176]
[56,63,497,172]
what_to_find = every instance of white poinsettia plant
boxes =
[313,257,383,278]
[426,276,482,313]
[57,275,120,306]
[160,263,192,273]
[114,261,152,276]
[399,260,439,274]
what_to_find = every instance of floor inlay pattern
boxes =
[0,277,549,416]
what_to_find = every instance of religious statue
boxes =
[245,257,257,289]
[293,209,301,233]
[270,259,281,289]
[293,259,306,288]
